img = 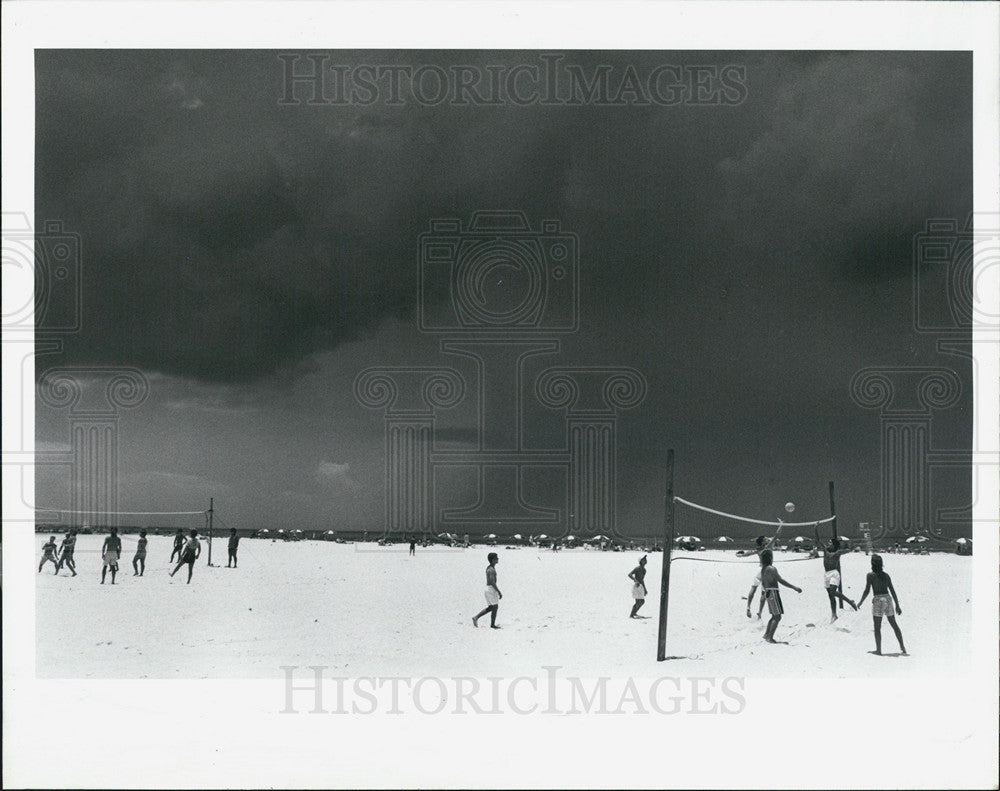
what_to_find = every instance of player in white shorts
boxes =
[628,556,649,618]
[101,527,122,585]
[820,538,857,621]
[473,552,502,629]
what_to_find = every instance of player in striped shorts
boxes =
[758,550,802,643]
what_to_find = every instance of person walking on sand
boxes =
[628,555,649,618]
[759,549,802,643]
[857,554,907,656]
[101,527,122,585]
[472,552,502,629]
[132,529,148,576]
[170,529,201,584]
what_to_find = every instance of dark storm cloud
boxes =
[36,50,970,384]
[716,52,972,282]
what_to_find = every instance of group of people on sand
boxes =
[470,543,907,657]
[742,534,906,654]
[38,527,244,585]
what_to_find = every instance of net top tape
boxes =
[34,508,208,516]
[673,496,837,528]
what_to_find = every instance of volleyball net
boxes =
[33,505,215,562]
[671,496,838,553]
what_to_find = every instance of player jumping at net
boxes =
[227,528,240,568]
[856,554,907,656]
[628,555,649,618]
[132,529,148,576]
[101,527,122,584]
[170,529,201,584]
[759,549,802,643]
[55,530,77,576]
[818,536,857,621]
[38,535,58,573]
[472,552,502,629]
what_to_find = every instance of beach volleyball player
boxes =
[38,536,58,573]
[132,529,148,576]
[744,525,783,619]
[857,554,907,656]
[101,527,122,585]
[54,530,77,576]
[758,549,802,643]
[170,529,202,584]
[819,537,857,621]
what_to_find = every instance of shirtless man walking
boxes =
[472,552,502,629]
[628,556,649,618]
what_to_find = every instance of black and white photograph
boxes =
[3,2,998,789]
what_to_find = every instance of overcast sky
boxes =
[34,50,973,538]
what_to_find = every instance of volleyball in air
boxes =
[784,502,795,513]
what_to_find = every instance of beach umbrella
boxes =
[537,534,548,540]
[793,536,810,544]
[715,536,734,543]
[954,537,971,545]
[905,535,928,543]
[589,535,610,542]
[565,535,576,542]
[486,533,497,539]
[513,534,522,540]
